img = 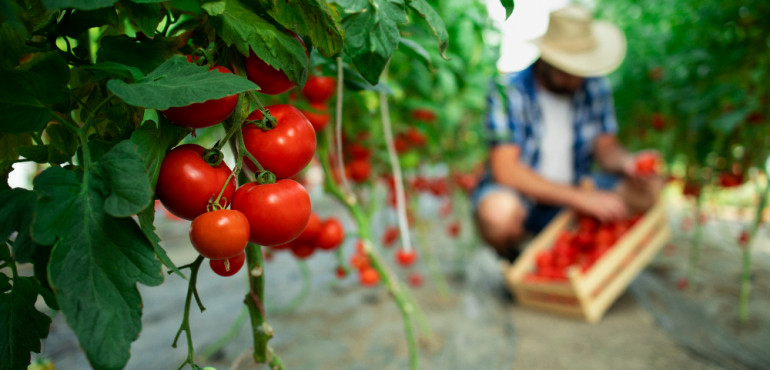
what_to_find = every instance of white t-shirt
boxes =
[535,83,574,185]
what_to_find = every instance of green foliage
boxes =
[595,0,770,178]
[0,0,457,368]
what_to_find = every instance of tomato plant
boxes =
[161,60,238,128]
[245,33,307,95]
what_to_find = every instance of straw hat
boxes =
[532,5,626,77]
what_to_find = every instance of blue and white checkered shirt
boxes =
[485,63,619,185]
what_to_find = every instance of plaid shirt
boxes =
[485,64,619,185]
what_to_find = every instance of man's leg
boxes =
[474,189,528,261]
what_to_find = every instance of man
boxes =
[473,5,661,261]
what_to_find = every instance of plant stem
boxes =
[318,137,421,370]
[738,172,770,323]
[379,66,413,254]
[173,256,205,370]
[243,242,272,363]
[333,57,356,203]
[416,220,451,298]
[686,191,704,284]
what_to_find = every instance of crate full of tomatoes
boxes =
[504,199,671,323]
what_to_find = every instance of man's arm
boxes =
[593,134,635,175]
[491,143,627,221]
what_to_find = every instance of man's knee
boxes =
[474,190,527,250]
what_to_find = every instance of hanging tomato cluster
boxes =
[526,214,643,282]
[154,46,322,277]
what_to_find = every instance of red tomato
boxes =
[359,267,379,287]
[161,61,238,128]
[244,34,307,95]
[316,217,344,250]
[335,266,347,279]
[294,212,321,244]
[634,152,660,176]
[301,75,336,103]
[242,105,317,179]
[348,143,371,160]
[405,127,426,147]
[447,221,460,238]
[350,253,370,270]
[650,113,666,131]
[300,101,330,132]
[209,251,246,277]
[156,144,236,220]
[231,179,311,246]
[395,249,417,267]
[347,158,371,183]
[738,230,750,247]
[382,226,399,247]
[410,108,437,123]
[189,209,250,259]
[290,243,315,259]
[394,137,409,154]
[408,272,423,288]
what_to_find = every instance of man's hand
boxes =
[569,189,628,222]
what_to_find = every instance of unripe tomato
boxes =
[210,251,246,277]
[245,33,307,95]
[316,217,344,250]
[300,101,330,132]
[161,58,238,128]
[301,75,336,103]
[231,179,311,246]
[242,105,317,179]
[156,144,236,220]
[190,209,250,259]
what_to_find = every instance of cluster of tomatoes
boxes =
[154,42,337,276]
[526,214,642,282]
[271,212,345,259]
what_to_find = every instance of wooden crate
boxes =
[503,199,671,323]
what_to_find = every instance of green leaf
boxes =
[32,166,163,370]
[0,273,9,292]
[407,0,449,59]
[499,0,514,20]
[138,206,185,278]
[265,0,345,58]
[120,0,162,37]
[0,276,52,370]
[0,23,30,70]
[0,188,38,264]
[0,133,31,170]
[55,7,119,38]
[129,116,188,189]
[95,141,153,217]
[82,61,146,81]
[201,0,225,15]
[46,124,78,165]
[336,0,407,84]
[209,0,309,86]
[42,0,118,10]
[15,145,49,164]
[0,53,69,134]
[107,55,259,109]
[97,35,175,74]
[398,38,432,69]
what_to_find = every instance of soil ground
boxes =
[39,188,769,370]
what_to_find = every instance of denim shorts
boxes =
[471,173,619,235]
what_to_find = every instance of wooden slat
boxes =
[509,209,574,281]
[573,201,665,296]
[583,223,671,323]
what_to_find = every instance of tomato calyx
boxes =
[245,108,278,130]
[256,170,276,185]
[201,148,225,167]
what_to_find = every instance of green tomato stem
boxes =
[244,242,273,363]
[686,187,704,284]
[173,255,205,370]
[738,172,770,323]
